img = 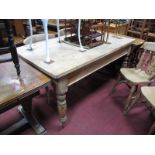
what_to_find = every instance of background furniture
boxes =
[127,19,150,40]
[17,34,135,126]
[0,56,51,134]
[109,20,128,35]
[0,19,20,76]
[14,19,25,37]
[48,19,66,29]
[148,19,155,41]
[31,19,57,36]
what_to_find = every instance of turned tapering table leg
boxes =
[55,79,68,127]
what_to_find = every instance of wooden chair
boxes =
[113,42,155,114]
[0,20,20,76]
[141,86,155,134]
[127,19,150,40]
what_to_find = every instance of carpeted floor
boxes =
[0,67,153,135]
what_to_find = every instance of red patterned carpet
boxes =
[0,68,153,135]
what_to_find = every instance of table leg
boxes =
[18,96,46,135]
[55,79,68,127]
[45,86,50,105]
[122,46,132,67]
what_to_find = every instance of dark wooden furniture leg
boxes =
[45,86,50,105]
[148,122,155,134]
[4,20,20,76]
[18,94,46,135]
[0,118,29,135]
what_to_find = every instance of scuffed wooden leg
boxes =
[124,85,137,115]
[55,79,68,127]
[18,97,46,135]
[0,118,28,135]
[148,122,155,134]
[148,107,155,119]
[151,109,155,119]
[57,93,67,127]
[111,74,124,94]
[124,91,141,115]
[122,46,132,68]
[143,100,155,118]
[45,86,50,105]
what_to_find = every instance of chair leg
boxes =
[148,122,155,134]
[124,90,141,115]
[111,74,125,94]
[123,85,137,115]
[143,99,155,117]
[149,107,155,119]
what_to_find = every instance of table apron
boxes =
[66,46,130,86]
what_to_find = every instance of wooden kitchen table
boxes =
[17,34,135,126]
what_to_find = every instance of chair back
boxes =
[59,28,71,36]
[136,42,155,79]
[23,33,55,45]
[127,19,150,40]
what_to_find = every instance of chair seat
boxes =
[120,68,150,83]
[141,86,155,106]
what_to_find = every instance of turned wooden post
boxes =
[4,20,20,76]
[55,79,68,127]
